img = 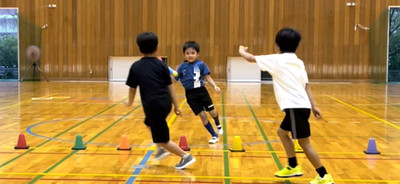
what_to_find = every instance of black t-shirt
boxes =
[126,57,172,108]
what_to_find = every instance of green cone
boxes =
[72,134,86,150]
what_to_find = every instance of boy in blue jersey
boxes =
[174,41,222,144]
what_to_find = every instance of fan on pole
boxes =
[21,45,48,82]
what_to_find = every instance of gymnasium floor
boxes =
[0,81,399,184]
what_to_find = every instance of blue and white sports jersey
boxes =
[175,60,210,90]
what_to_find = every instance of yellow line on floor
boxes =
[2,147,400,156]
[326,95,400,131]
[1,172,399,183]
[1,93,59,110]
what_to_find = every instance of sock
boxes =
[288,157,297,168]
[205,122,218,137]
[316,166,328,178]
[213,115,221,128]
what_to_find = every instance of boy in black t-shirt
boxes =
[126,32,196,170]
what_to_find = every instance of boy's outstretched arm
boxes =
[167,84,182,116]
[205,75,221,93]
[170,75,177,83]
[238,45,256,62]
[125,87,137,106]
[306,84,322,119]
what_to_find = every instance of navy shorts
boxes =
[185,87,215,115]
[280,108,311,139]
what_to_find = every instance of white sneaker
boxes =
[208,136,219,144]
[216,125,223,135]
[218,128,223,135]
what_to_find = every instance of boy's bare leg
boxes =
[199,111,208,125]
[156,141,186,157]
[277,128,295,158]
[298,137,323,168]
[209,109,218,118]
[274,128,303,178]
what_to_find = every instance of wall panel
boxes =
[1,0,399,81]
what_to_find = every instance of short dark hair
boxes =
[275,28,301,53]
[183,41,200,53]
[136,32,158,54]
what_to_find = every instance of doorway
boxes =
[388,6,400,82]
[0,8,19,81]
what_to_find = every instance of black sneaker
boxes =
[174,154,196,170]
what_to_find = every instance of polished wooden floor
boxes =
[0,81,399,184]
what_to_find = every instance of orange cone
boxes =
[117,135,131,150]
[14,133,29,149]
[179,136,190,151]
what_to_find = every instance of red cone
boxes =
[179,136,190,151]
[14,133,29,149]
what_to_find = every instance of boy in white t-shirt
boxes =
[238,28,334,184]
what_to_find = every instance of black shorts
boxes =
[280,108,311,139]
[185,87,215,115]
[143,101,171,143]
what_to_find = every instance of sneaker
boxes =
[208,136,219,144]
[174,154,196,170]
[274,165,303,178]
[153,148,170,161]
[217,128,223,135]
[309,174,334,184]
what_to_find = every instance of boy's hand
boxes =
[214,86,221,93]
[312,107,322,119]
[174,107,182,117]
[238,45,256,62]
[239,45,248,52]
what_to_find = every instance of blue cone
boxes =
[363,138,380,154]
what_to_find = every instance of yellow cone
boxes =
[294,140,303,153]
[230,136,245,152]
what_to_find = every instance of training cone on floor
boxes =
[14,133,29,149]
[179,136,190,151]
[72,134,86,150]
[364,138,380,154]
[117,135,131,150]
[230,136,245,152]
[294,140,303,153]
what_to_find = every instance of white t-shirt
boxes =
[255,53,311,111]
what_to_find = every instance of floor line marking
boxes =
[326,95,400,131]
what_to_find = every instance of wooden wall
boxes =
[1,0,400,81]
